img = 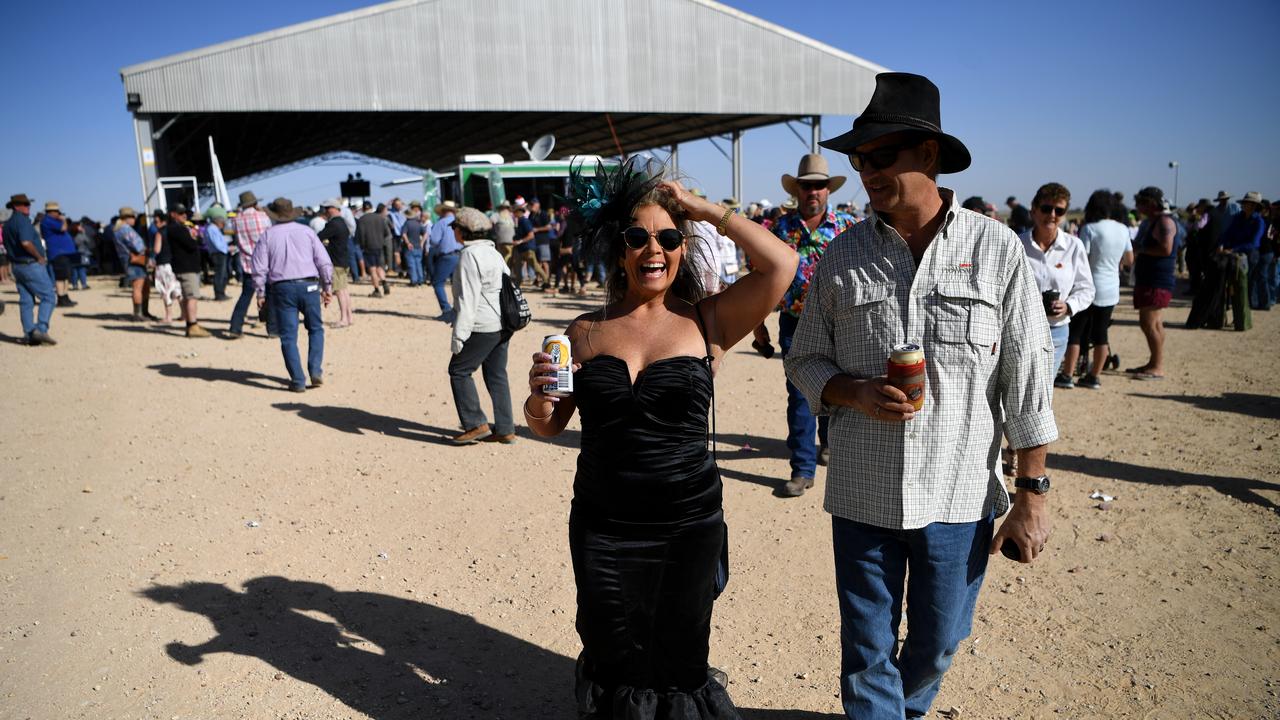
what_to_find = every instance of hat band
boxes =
[857,113,942,134]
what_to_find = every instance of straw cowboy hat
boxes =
[118,206,137,218]
[820,72,972,174]
[264,197,303,223]
[1214,191,1231,202]
[44,201,61,212]
[780,154,847,197]
[433,200,459,215]
[720,197,740,209]
[238,190,260,209]
[1239,191,1263,205]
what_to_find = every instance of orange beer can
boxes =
[887,343,925,411]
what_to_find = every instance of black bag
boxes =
[498,271,531,334]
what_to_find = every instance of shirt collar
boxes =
[869,186,959,240]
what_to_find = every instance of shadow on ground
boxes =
[148,363,289,391]
[1051,453,1278,513]
[139,577,574,719]
[273,403,461,445]
[1130,391,1280,421]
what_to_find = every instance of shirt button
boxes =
[908,432,917,439]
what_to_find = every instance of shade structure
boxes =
[120,0,886,194]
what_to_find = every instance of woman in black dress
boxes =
[524,158,798,719]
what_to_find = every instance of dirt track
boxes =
[1,274,1277,719]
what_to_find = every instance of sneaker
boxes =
[29,330,57,346]
[452,424,492,445]
[1053,372,1074,389]
[776,476,814,498]
[370,289,383,298]
[1077,374,1101,389]
[817,444,830,467]
[186,324,212,338]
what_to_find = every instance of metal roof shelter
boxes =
[120,0,886,210]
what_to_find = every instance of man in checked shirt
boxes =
[785,72,1058,719]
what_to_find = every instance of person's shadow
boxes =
[148,363,288,390]
[140,577,838,720]
[140,577,573,718]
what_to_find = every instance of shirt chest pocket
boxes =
[927,281,1001,352]
[833,281,896,369]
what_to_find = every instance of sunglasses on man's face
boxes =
[1037,204,1068,217]
[798,180,828,191]
[622,226,685,251]
[848,141,920,172]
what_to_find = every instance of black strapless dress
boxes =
[569,353,739,720]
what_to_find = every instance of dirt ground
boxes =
[1,270,1277,720]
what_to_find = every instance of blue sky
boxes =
[2,0,1278,220]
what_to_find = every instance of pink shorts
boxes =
[1133,286,1171,310]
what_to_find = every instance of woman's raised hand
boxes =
[657,180,719,225]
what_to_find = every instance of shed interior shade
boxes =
[146,111,799,182]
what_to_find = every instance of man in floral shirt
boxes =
[759,154,857,497]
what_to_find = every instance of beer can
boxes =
[887,343,925,411]
[542,334,574,397]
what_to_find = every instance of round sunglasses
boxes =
[622,226,686,251]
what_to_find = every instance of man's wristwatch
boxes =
[1014,475,1051,494]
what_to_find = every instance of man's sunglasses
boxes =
[623,226,686,251]
[848,140,921,172]
[1037,204,1068,217]
[798,180,828,191]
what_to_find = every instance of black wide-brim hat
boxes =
[819,72,971,174]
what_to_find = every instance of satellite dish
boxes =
[522,134,556,162]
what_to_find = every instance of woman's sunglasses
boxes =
[848,140,921,172]
[1037,204,1068,217]
[623,226,685,251]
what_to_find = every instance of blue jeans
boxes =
[348,239,363,282]
[269,280,325,390]
[431,251,460,315]
[405,248,425,285]
[1250,251,1274,309]
[1050,322,1069,372]
[230,273,277,336]
[778,312,828,479]
[210,252,229,298]
[833,513,993,719]
[13,261,57,336]
[72,262,89,288]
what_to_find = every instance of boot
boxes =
[56,295,77,308]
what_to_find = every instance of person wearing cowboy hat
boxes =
[230,190,278,338]
[784,72,1059,720]
[427,200,462,319]
[3,193,58,345]
[759,153,856,498]
[1219,191,1269,310]
[252,197,334,392]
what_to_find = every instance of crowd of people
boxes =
[3,67,1277,720]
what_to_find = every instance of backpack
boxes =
[498,271,531,334]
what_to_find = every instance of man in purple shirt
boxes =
[252,198,334,392]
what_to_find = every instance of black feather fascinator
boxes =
[565,154,666,266]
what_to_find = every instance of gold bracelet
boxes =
[523,396,555,422]
[716,208,733,236]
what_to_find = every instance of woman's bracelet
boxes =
[523,396,555,422]
[716,208,734,237]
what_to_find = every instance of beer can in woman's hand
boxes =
[542,334,574,397]
[887,343,925,411]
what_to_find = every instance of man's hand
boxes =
[991,492,1052,563]
[1049,299,1070,322]
[822,375,915,422]
[321,290,332,307]
[256,296,266,310]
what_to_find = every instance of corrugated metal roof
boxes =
[120,0,886,116]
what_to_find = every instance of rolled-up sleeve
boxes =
[998,246,1059,449]
[1064,240,1095,317]
[310,230,334,291]
[784,267,844,417]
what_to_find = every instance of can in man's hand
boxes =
[542,334,574,398]
[887,343,926,412]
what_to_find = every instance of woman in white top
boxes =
[448,207,515,445]
[1065,190,1134,388]
[1018,182,1094,388]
